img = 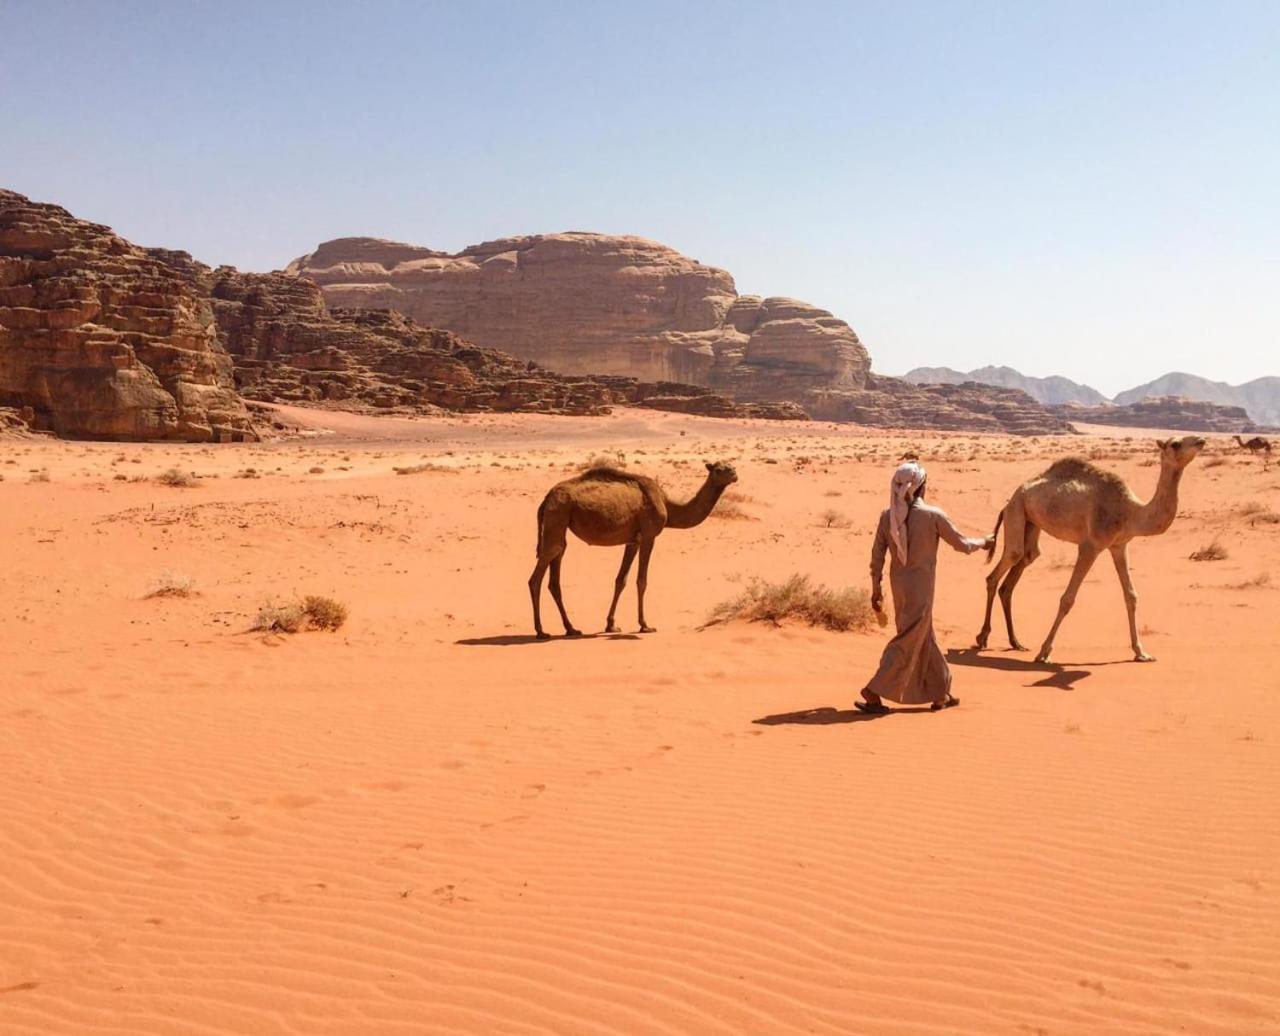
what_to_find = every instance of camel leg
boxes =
[1110,543,1153,662]
[528,556,552,639]
[1035,544,1100,664]
[636,539,656,633]
[529,503,569,640]
[977,503,1025,649]
[548,556,581,637]
[605,543,639,633]
[999,523,1041,650]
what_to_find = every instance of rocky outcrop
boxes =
[0,189,256,441]
[810,377,1076,435]
[1114,372,1280,426]
[287,234,871,399]
[905,365,1108,406]
[193,268,807,420]
[1050,396,1270,433]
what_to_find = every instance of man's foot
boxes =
[855,700,890,715]
[930,695,960,711]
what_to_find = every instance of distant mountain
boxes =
[903,365,1108,406]
[1114,372,1280,426]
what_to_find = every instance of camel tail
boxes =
[986,510,1004,564]
[535,498,547,556]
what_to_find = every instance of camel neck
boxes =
[1134,464,1183,536]
[665,480,727,529]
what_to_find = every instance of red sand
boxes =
[2,406,1278,1034]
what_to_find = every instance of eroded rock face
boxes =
[0,190,255,441]
[287,234,871,398]
[809,377,1076,435]
[197,268,806,420]
[1050,396,1269,433]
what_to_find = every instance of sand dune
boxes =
[2,408,1278,1034]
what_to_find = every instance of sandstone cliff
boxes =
[0,190,255,441]
[1050,396,1271,433]
[287,234,871,400]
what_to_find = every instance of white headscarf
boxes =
[888,461,927,565]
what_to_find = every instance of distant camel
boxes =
[1234,435,1272,455]
[529,461,739,638]
[976,436,1205,663]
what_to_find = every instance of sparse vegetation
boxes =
[146,571,195,598]
[28,468,50,483]
[581,451,626,471]
[1189,538,1229,562]
[818,508,852,529]
[253,595,348,634]
[302,595,348,631]
[1229,572,1271,590]
[393,462,453,475]
[705,574,873,632]
[710,499,752,521]
[156,467,199,488]
[308,466,325,475]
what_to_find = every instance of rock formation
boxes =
[812,377,1075,435]
[1114,372,1280,427]
[1050,396,1271,433]
[904,365,1108,406]
[0,189,255,441]
[287,234,871,400]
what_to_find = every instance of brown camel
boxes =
[529,461,739,639]
[1234,435,1272,455]
[976,436,1205,663]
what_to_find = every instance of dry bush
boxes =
[818,508,852,529]
[308,466,325,475]
[580,451,626,471]
[393,462,453,475]
[1228,572,1271,590]
[156,467,198,488]
[1249,509,1280,525]
[253,596,348,633]
[823,489,844,497]
[1238,500,1266,516]
[146,571,195,598]
[253,602,305,633]
[710,499,753,521]
[302,595,348,631]
[1189,538,1229,562]
[705,574,873,632]
[28,469,50,483]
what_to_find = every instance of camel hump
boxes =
[1042,456,1128,492]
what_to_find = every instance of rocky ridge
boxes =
[0,189,255,440]
[1050,396,1272,434]
[287,234,872,401]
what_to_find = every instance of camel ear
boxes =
[705,461,713,471]
[1156,439,1170,450]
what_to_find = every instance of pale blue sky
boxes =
[3,1,1276,394]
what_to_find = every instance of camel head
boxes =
[704,460,739,487]
[1156,436,1206,469]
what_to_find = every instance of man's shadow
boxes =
[456,632,641,646]
[753,705,933,725]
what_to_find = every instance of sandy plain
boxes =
[2,405,1278,1035]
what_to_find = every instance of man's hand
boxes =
[871,589,884,613]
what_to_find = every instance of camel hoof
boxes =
[604,623,620,634]
[535,631,551,641]
[1134,652,1156,663]
[1035,651,1052,664]
[1010,641,1027,652]
[974,635,989,650]
[564,628,583,638]
[638,625,657,634]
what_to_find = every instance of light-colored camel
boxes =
[529,461,739,639]
[976,436,1205,663]
[1234,435,1272,455]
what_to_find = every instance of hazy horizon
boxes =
[3,1,1277,396]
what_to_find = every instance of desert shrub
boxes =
[302,595,348,631]
[1229,572,1271,590]
[1249,509,1280,525]
[818,508,852,529]
[28,469,50,483]
[1189,538,1229,562]
[580,451,626,471]
[146,571,195,598]
[393,462,453,475]
[253,596,348,633]
[308,466,325,475]
[156,467,198,488]
[705,574,873,632]
[710,499,752,521]
[253,602,305,633]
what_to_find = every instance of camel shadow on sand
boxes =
[944,647,1129,691]
[456,632,641,647]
